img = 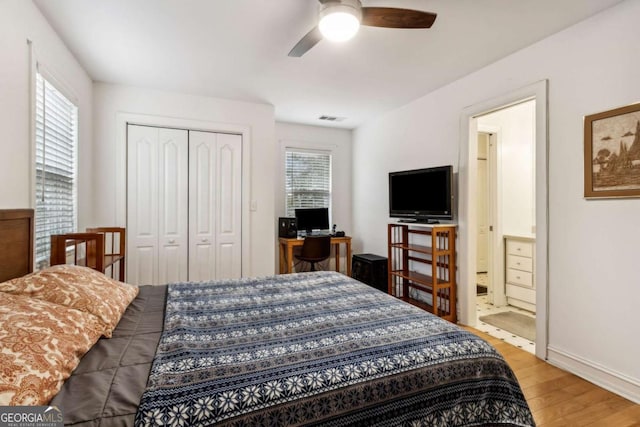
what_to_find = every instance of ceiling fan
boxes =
[288,0,437,57]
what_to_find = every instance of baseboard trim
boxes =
[547,346,640,404]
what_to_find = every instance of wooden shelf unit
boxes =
[50,227,125,281]
[87,227,126,280]
[388,223,457,322]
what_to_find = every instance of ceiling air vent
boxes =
[318,115,346,122]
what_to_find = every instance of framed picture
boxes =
[584,103,640,198]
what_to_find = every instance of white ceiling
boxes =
[34,0,623,129]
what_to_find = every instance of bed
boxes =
[0,209,535,426]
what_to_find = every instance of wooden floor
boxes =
[464,327,640,426]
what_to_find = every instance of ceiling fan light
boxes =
[319,4,361,42]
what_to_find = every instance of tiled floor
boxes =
[475,273,536,354]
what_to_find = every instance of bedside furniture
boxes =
[352,253,387,293]
[86,227,126,280]
[50,227,126,281]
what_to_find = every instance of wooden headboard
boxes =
[0,209,34,282]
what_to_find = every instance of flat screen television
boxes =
[389,165,454,223]
[295,207,330,233]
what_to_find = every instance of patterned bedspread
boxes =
[136,272,534,426]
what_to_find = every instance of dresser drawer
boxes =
[506,240,533,258]
[507,254,533,272]
[507,268,533,287]
[506,284,536,304]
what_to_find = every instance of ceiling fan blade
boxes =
[288,26,323,57]
[361,7,437,29]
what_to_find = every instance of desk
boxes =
[279,236,352,275]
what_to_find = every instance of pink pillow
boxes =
[0,265,138,338]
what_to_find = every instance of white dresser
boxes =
[504,235,535,312]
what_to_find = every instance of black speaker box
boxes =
[278,217,297,238]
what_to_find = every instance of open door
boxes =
[476,133,489,274]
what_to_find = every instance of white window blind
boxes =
[34,70,78,269]
[285,149,331,217]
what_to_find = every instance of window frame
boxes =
[31,60,79,270]
[283,146,333,220]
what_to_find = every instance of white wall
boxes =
[92,83,276,277]
[353,109,459,254]
[0,0,93,227]
[353,0,640,402]
[478,100,535,236]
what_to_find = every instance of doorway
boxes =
[474,101,537,354]
[458,80,548,360]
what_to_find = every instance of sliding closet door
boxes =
[214,133,242,279]
[127,125,188,285]
[158,128,189,283]
[189,131,242,280]
[128,125,241,285]
[127,125,158,285]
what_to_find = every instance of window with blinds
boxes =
[34,70,78,269]
[285,149,332,217]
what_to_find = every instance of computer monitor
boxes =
[295,208,330,234]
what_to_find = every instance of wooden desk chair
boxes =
[295,236,331,272]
